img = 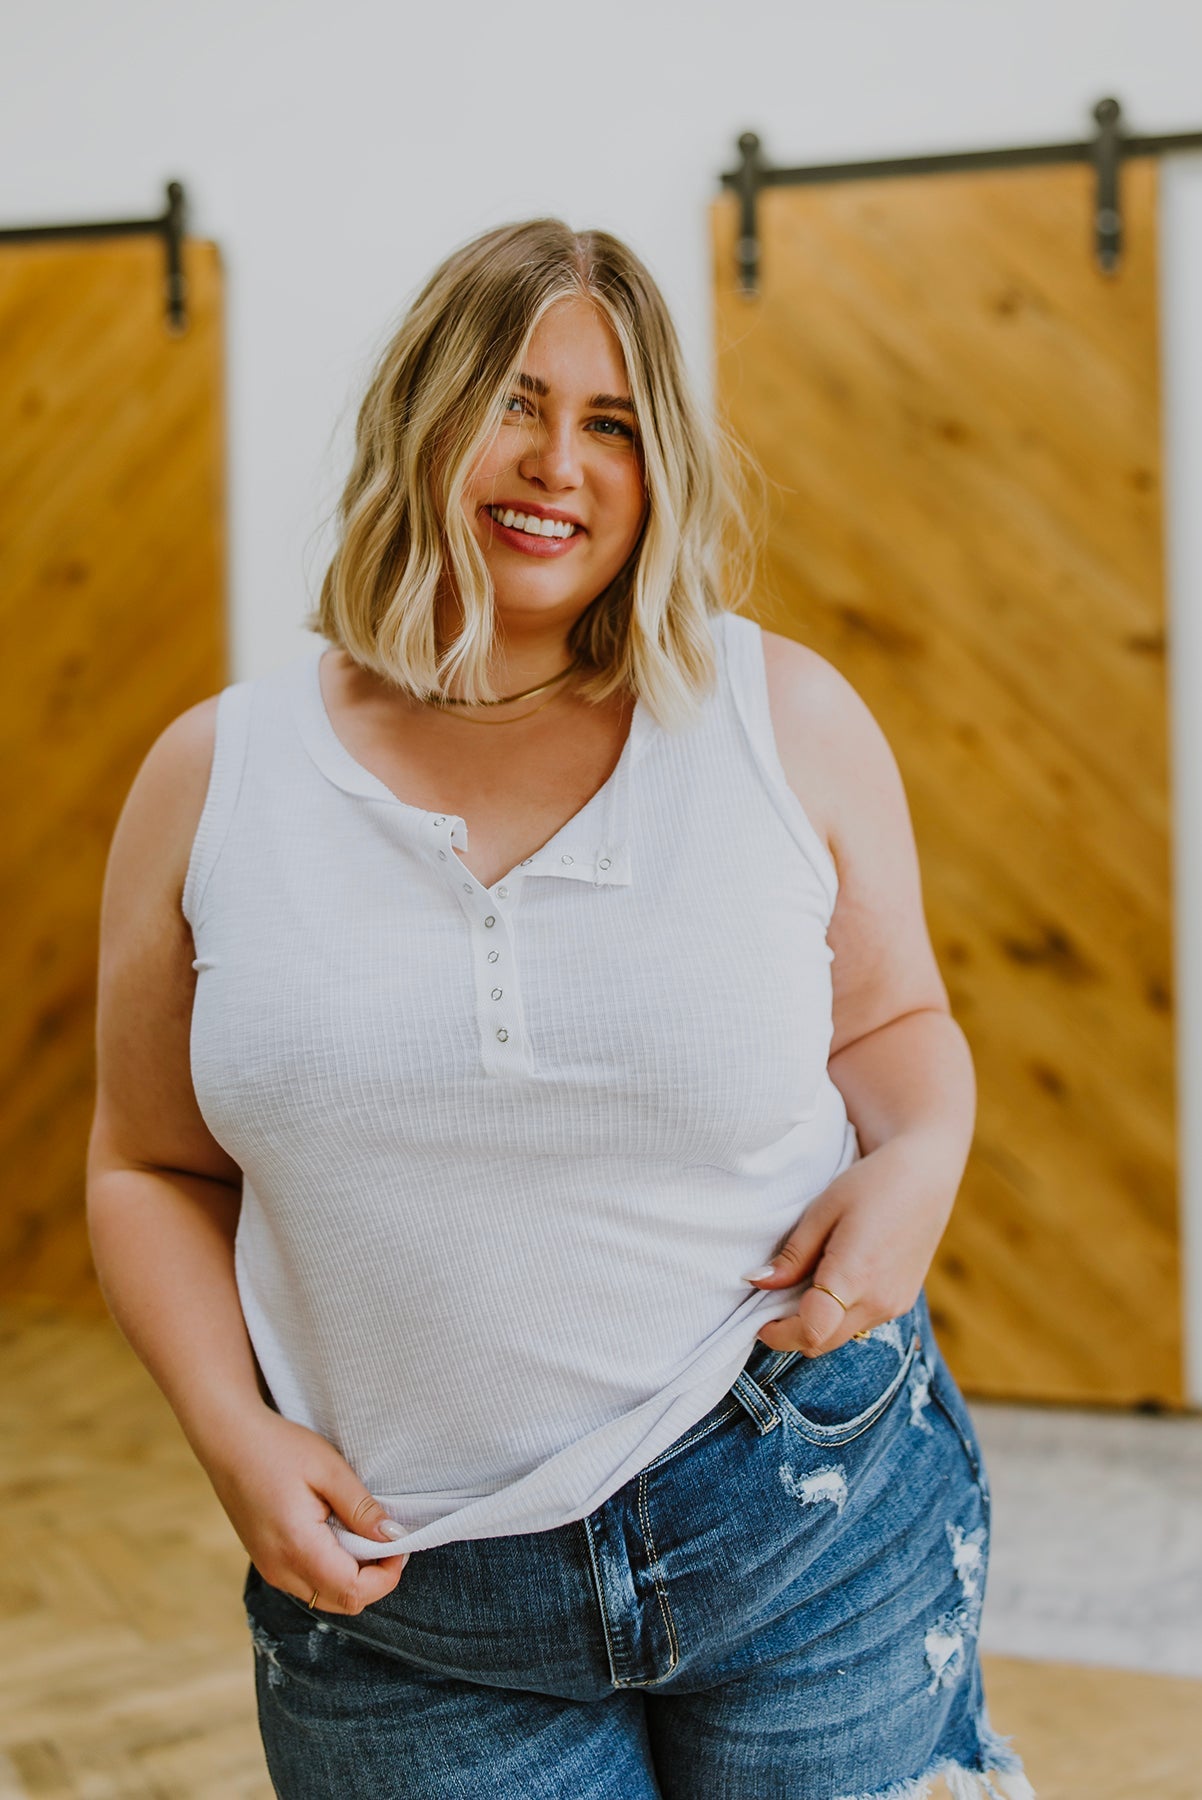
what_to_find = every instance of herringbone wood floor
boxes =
[3,1297,1197,1798]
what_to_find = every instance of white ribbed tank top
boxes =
[183,608,861,1561]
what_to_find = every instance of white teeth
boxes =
[488,505,576,539]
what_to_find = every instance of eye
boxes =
[589,416,636,440]
[503,393,533,417]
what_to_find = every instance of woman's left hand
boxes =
[744,1138,958,1356]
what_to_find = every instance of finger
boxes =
[757,1284,851,1356]
[258,1530,369,1608]
[795,1284,858,1356]
[304,1551,410,1615]
[741,1195,837,1286]
[320,1468,405,1547]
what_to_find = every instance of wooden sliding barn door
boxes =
[713,158,1182,1407]
[0,235,227,1314]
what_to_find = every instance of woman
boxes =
[87,219,1033,1799]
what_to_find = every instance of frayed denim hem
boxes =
[834,1720,1036,1800]
[834,1766,1035,1800]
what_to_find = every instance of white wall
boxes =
[4,0,1202,1396]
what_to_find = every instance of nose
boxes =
[517,415,583,493]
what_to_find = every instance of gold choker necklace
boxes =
[418,658,579,723]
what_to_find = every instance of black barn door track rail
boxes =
[721,98,1202,296]
[0,179,189,330]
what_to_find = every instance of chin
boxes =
[491,583,590,617]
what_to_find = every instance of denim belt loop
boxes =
[729,1367,782,1434]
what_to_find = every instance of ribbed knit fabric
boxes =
[182,607,861,1560]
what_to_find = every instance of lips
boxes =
[482,505,586,557]
[485,501,584,528]
[483,505,583,544]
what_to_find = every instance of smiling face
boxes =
[461,295,649,636]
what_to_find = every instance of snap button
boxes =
[487,950,499,963]
[561,854,573,865]
[599,857,611,870]
[484,916,496,928]
[433,815,446,826]
[520,858,534,866]
[463,882,472,892]
[491,987,503,1000]
[438,849,447,860]
[496,1027,509,1043]
[496,885,508,899]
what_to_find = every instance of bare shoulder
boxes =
[760,626,949,1043]
[89,692,242,1183]
[116,695,222,908]
[759,627,890,868]
[148,691,222,788]
[759,626,849,718]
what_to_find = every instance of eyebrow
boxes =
[515,372,637,416]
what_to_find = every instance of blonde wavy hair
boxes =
[303,218,761,731]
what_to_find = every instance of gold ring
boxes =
[308,1588,320,1609]
[812,1283,850,1311]
[852,1328,872,1341]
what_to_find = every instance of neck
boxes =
[434,601,581,704]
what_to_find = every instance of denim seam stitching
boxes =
[927,1362,991,1517]
[579,1513,626,1689]
[637,1402,742,1474]
[768,1331,921,1447]
[634,1467,680,1685]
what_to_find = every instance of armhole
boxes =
[718,611,841,918]
[181,680,255,930]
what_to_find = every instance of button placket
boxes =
[425,813,532,1077]
[419,786,637,1075]
[513,842,632,888]
[471,883,529,1076]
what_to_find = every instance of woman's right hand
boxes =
[197,1404,410,1615]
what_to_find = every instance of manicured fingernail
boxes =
[379,1520,405,1539]
[741,1263,777,1281]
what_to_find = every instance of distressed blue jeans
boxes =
[243,1291,1033,1799]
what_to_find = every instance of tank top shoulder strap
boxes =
[715,610,840,916]
[182,677,256,931]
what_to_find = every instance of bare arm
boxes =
[745,630,975,1353]
[86,696,267,1450]
[86,697,405,1610]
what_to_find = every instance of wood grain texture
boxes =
[0,236,227,1314]
[2,1299,1198,1797]
[713,158,1182,1405]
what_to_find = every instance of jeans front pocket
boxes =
[759,1300,923,1448]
